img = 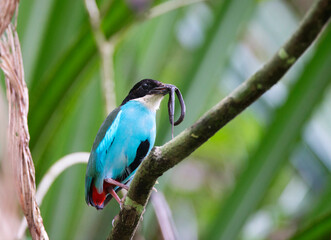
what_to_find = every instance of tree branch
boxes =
[0,0,19,37]
[108,0,331,239]
[0,24,49,239]
[17,152,89,239]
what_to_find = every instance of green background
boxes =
[1,0,331,239]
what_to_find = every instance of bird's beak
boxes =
[150,84,171,95]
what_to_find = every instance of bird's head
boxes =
[121,79,170,105]
[121,79,186,135]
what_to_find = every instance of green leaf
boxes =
[27,1,134,151]
[204,24,331,240]
[290,211,331,240]
[156,0,258,142]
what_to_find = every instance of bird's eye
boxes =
[142,83,148,90]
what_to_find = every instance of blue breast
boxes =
[86,100,156,193]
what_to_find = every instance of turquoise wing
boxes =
[85,107,121,204]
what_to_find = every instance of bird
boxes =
[85,79,185,210]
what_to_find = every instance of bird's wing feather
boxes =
[114,139,151,189]
[92,107,121,151]
[85,107,122,203]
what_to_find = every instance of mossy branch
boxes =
[108,0,331,239]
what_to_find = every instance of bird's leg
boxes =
[105,178,157,205]
[104,178,130,208]
[104,178,129,190]
[109,188,122,205]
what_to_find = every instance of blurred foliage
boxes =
[0,0,331,239]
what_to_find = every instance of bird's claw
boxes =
[104,178,129,190]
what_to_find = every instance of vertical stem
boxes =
[85,0,116,114]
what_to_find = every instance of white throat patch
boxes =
[134,94,164,112]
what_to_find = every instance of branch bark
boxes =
[108,0,331,239]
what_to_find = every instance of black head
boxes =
[121,79,168,105]
[121,79,186,137]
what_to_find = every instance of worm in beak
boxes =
[165,84,186,138]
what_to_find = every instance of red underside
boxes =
[91,181,112,207]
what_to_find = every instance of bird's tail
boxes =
[85,176,113,210]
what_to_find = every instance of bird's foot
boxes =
[112,215,119,227]
[104,178,130,208]
[121,191,128,204]
[152,180,158,192]
[104,178,129,190]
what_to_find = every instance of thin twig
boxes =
[36,152,89,204]
[147,0,204,19]
[108,0,331,239]
[85,0,116,114]
[151,192,178,240]
[85,0,204,114]
[17,152,90,239]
